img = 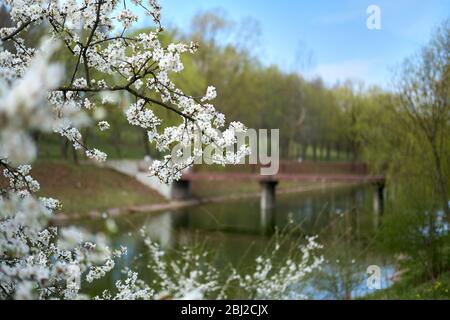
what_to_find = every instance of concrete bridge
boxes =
[103,159,386,234]
[171,171,386,234]
[171,172,386,212]
[104,159,385,214]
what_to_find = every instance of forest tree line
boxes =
[0,8,390,162]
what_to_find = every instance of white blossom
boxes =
[126,100,161,129]
[202,86,217,101]
[116,9,138,28]
[98,121,110,131]
[85,148,108,162]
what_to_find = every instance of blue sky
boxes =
[151,0,449,88]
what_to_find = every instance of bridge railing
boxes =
[192,161,368,175]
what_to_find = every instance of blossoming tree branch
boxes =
[0,0,250,298]
[0,0,322,300]
[1,0,250,182]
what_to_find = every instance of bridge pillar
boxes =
[170,179,192,200]
[260,208,276,235]
[373,183,385,228]
[260,180,278,211]
[259,180,278,234]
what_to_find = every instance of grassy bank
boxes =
[31,160,167,216]
[366,272,450,299]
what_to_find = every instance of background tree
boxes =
[395,20,450,218]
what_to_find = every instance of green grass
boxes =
[37,136,148,160]
[31,160,167,216]
[365,272,450,299]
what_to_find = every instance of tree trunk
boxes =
[431,144,450,219]
[351,145,358,163]
[112,136,122,158]
[31,131,40,157]
[143,129,150,156]
[72,146,79,165]
[302,143,307,161]
[83,128,91,150]
[61,140,69,159]
[326,143,331,161]
[312,143,317,161]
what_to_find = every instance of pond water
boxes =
[75,184,395,299]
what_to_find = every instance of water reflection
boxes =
[78,184,394,299]
[141,212,174,249]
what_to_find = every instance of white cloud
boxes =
[312,60,372,85]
